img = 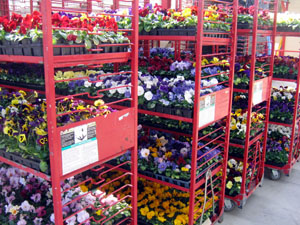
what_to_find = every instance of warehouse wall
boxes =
[276,0,300,57]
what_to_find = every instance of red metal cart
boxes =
[224,0,278,211]
[0,0,139,224]
[137,0,238,224]
[266,49,300,180]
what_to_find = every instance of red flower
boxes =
[22,14,32,28]
[52,13,61,26]
[67,34,77,41]
[19,25,27,34]
[11,13,23,26]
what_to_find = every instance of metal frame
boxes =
[0,1,139,224]
[138,0,238,224]
[227,0,278,208]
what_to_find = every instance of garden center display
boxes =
[0,0,300,224]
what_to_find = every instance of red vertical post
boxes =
[240,0,259,199]
[87,0,92,13]
[41,0,64,224]
[262,0,278,178]
[130,0,139,224]
[188,0,204,224]
[113,0,120,10]
[220,0,238,213]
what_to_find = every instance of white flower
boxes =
[209,78,218,86]
[84,81,92,88]
[117,87,126,94]
[180,148,188,156]
[109,89,116,95]
[144,91,153,101]
[95,81,103,87]
[20,201,32,212]
[138,86,145,96]
[1,108,6,117]
[202,80,209,87]
[140,148,150,158]
[145,80,153,89]
[185,164,191,169]
[17,219,27,225]
[77,210,90,223]
[184,90,193,104]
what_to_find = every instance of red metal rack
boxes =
[137,0,238,224]
[265,50,300,180]
[224,0,278,211]
[0,0,139,224]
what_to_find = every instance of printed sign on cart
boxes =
[253,80,263,105]
[61,122,98,175]
[199,94,216,128]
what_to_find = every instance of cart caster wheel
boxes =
[224,198,236,212]
[269,169,281,180]
[218,214,224,223]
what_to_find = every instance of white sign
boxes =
[201,218,212,225]
[199,94,216,128]
[252,80,263,106]
[61,122,98,175]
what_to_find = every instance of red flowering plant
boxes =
[0,11,42,43]
[0,11,129,51]
[236,6,273,28]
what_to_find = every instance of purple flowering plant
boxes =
[118,128,221,182]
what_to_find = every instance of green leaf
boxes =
[75,36,82,44]
[93,37,99,45]
[85,39,92,49]
[40,161,48,172]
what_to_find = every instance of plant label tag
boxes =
[61,122,98,175]
[199,94,216,128]
[253,80,263,105]
[201,218,212,225]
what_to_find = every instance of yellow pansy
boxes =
[35,128,47,136]
[157,216,167,223]
[146,211,155,220]
[140,206,149,216]
[95,210,102,216]
[80,185,88,192]
[234,176,242,182]
[94,99,104,107]
[226,181,233,189]
[18,134,26,143]
[181,167,189,172]
[182,8,192,17]
[165,152,172,158]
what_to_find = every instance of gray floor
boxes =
[223,162,300,225]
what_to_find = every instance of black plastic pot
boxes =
[22,39,32,56]
[32,38,43,56]
[12,41,23,55]
[3,40,13,55]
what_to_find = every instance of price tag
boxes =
[199,94,216,128]
[253,80,263,105]
[61,122,98,175]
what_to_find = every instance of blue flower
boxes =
[158,162,167,172]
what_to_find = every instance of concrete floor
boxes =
[222,162,300,225]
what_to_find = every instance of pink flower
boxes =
[36,206,46,217]
[77,210,90,223]
[30,193,41,203]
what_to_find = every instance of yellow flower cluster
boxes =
[138,179,219,224]
[54,69,101,81]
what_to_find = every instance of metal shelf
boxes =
[0,52,131,67]
[139,35,231,45]
[0,155,51,181]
